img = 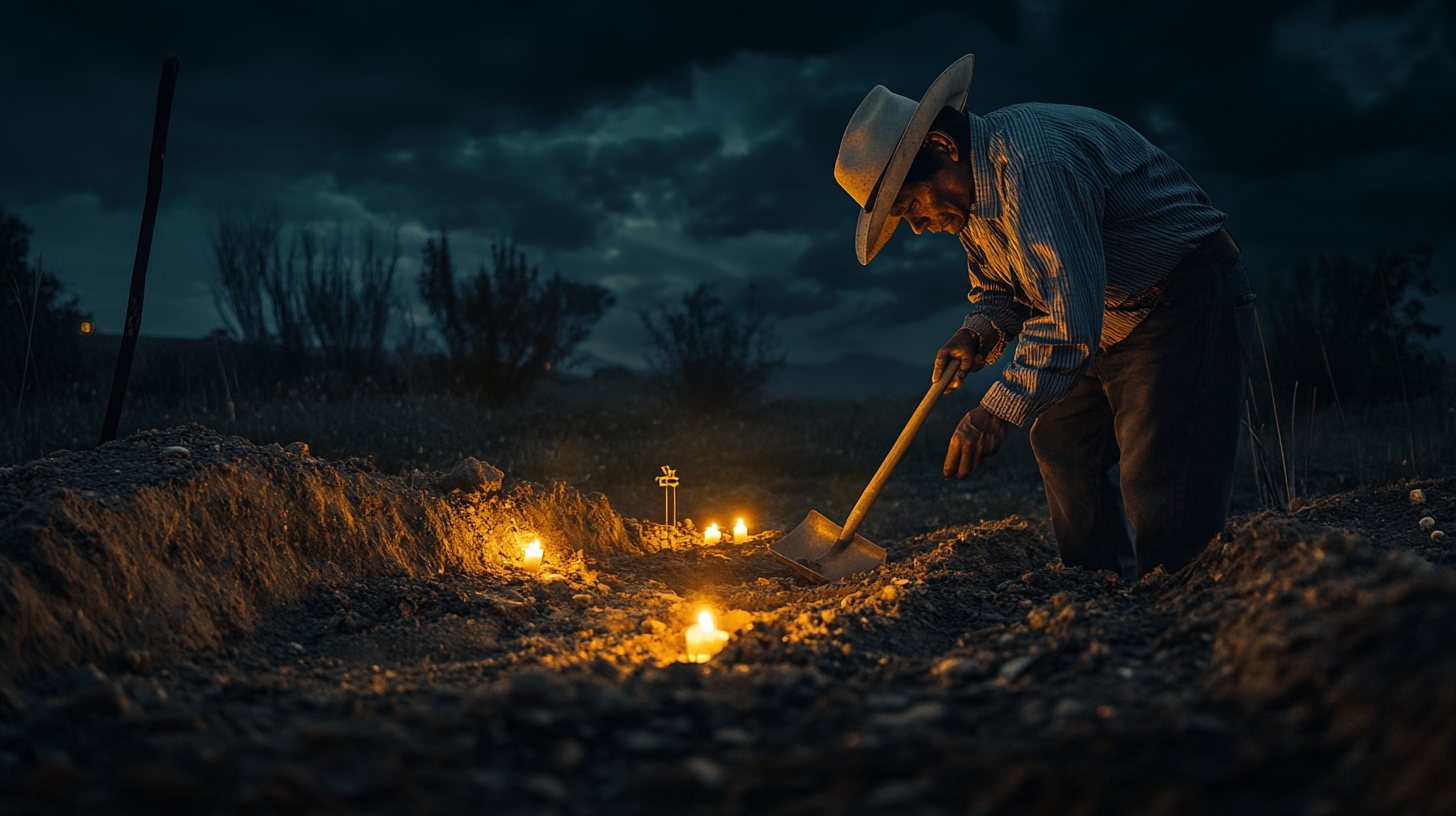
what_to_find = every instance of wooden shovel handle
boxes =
[836,361,961,545]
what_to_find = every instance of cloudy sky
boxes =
[3,0,1453,368]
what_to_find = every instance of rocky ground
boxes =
[1,426,1454,815]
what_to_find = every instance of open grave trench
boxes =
[1,425,1454,815]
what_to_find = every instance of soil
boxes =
[2,425,1455,815]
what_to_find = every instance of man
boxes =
[834,55,1255,578]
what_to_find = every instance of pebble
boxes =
[682,756,726,789]
[713,727,754,746]
[934,657,987,683]
[1411,489,1427,505]
[1434,531,1447,542]
[160,446,190,459]
[119,648,153,675]
[522,774,568,803]
[618,729,669,753]
[1053,698,1087,719]
[865,692,909,710]
[491,600,535,619]
[998,655,1037,681]
[1419,517,1436,531]
[869,701,946,729]
[640,619,667,634]
[433,458,504,494]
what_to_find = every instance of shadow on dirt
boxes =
[2,425,1454,814]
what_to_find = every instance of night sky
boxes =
[3,1,1453,369]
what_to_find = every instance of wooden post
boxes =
[100,55,180,444]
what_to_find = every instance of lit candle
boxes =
[704,524,721,545]
[733,518,748,541]
[685,610,730,663]
[522,539,543,573]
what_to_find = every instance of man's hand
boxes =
[933,328,987,394]
[944,405,1007,479]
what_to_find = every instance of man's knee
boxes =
[1030,416,1112,480]
[1028,418,1050,458]
[1029,417,1073,466]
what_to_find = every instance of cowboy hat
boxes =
[834,55,975,265]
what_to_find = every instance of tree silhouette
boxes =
[211,213,400,383]
[418,234,613,400]
[1,206,92,397]
[641,283,784,411]
[1263,245,1443,404]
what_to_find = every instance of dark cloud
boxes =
[783,230,976,329]
[1041,0,1456,176]
[1,0,1452,363]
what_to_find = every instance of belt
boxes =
[1109,227,1236,312]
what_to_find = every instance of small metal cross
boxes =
[656,465,679,532]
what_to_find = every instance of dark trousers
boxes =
[1029,229,1255,578]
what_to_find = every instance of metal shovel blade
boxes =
[769,510,886,584]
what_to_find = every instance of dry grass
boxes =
[5,373,1453,545]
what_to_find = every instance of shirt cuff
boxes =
[961,314,1006,364]
[980,380,1034,427]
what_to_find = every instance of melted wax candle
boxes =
[733,518,748,541]
[685,610,729,663]
[704,524,721,544]
[522,539,543,573]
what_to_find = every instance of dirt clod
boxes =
[432,456,505,494]
[0,426,1453,815]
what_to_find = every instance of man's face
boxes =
[889,131,974,236]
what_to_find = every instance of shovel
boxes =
[770,362,961,583]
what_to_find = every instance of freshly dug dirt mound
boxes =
[0,425,642,690]
[0,426,1454,815]
[1173,520,1456,816]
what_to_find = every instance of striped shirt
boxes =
[957,103,1226,426]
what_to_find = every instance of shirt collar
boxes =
[966,111,1001,220]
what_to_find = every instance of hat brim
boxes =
[855,55,975,265]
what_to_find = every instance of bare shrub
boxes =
[1263,245,1443,404]
[417,233,613,401]
[210,213,283,349]
[640,283,784,411]
[211,214,400,386]
[296,227,399,376]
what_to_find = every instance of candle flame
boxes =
[706,523,719,534]
[697,610,715,631]
[734,518,748,537]
[525,539,542,557]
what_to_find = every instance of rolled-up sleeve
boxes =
[979,163,1106,426]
